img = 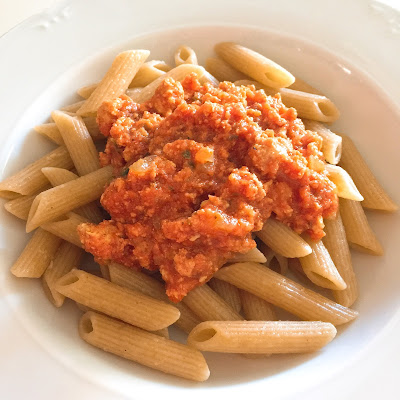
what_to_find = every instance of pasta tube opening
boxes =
[192,328,218,343]
[80,312,95,335]
[56,270,80,286]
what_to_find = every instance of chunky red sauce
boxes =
[78,75,338,302]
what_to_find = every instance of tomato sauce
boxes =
[78,75,338,302]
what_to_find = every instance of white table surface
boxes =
[0,1,399,399]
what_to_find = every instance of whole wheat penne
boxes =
[339,135,397,211]
[325,164,363,201]
[199,71,219,87]
[155,327,169,339]
[257,218,312,258]
[239,290,277,321]
[130,60,172,87]
[215,42,294,88]
[81,62,172,96]
[0,147,73,199]
[125,87,143,99]
[299,238,346,290]
[26,166,112,232]
[10,229,62,278]
[56,269,180,330]
[129,64,207,103]
[273,85,340,123]
[4,184,51,220]
[60,100,85,113]
[257,241,276,265]
[208,279,241,313]
[235,80,339,123]
[35,118,103,146]
[41,167,103,223]
[339,198,383,255]
[183,284,243,321]
[268,253,288,275]
[99,264,111,280]
[34,123,64,145]
[205,57,248,82]
[288,77,323,95]
[41,212,89,248]
[79,312,209,381]
[187,321,336,353]
[108,263,200,333]
[303,120,342,164]
[77,83,98,99]
[288,257,312,286]
[174,45,198,66]
[52,111,99,176]
[323,213,358,307]
[229,247,267,264]
[215,262,358,325]
[42,242,83,307]
[77,50,150,116]
[41,167,80,186]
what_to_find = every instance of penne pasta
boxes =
[183,284,243,322]
[130,60,172,87]
[323,212,358,307]
[35,118,103,146]
[299,238,347,290]
[235,79,339,123]
[287,257,312,286]
[41,167,104,223]
[34,123,64,145]
[302,119,342,164]
[208,279,241,313]
[155,327,169,339]
[128,64,207,104]
[239,290,277,321]
[229,247,267,264]
[205,57,248,82]
[174,45,198,66]
[10,229,62,278]
[4,185,51,220]
[257,218,312,258]
[42,241,84,307]
[41,212,89,248]
[0,146,73,199]
[325,164,363,201]
[60,100,85,113]
[56,269,180,331]
[288,77,323,95]
[339,198,383,255]
[187,321,336,354]
[339,134,398,211]
[79,312,209,382]
[77,50,150,117]
[215,42,295,88]
[270,253,289,276]
[108,263,201,334]
[26,165,112,232]
[77,83,98,99]
[52,111,100,176]
[215,262,358,325]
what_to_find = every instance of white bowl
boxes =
[0,1,399,399]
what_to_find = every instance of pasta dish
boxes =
[0,42,397,383]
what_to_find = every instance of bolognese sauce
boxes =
[78,74,338,302]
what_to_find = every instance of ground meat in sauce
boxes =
[78,74,338,302]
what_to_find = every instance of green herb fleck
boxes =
[121,168,129,177]
[182,149,191,159]
[229,134,238,141]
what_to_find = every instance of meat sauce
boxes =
[78,74,338,302]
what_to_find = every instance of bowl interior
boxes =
[0,24,399,399]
